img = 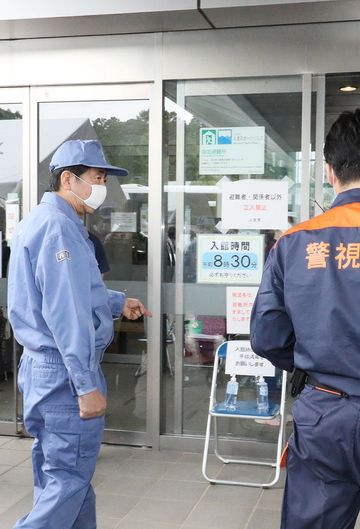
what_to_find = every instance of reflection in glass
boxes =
[162,79,301,440]
[0,103,22,427]
[39,100,149,433]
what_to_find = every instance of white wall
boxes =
[0,1,197,20]
[0,22,360,88]
[0,1,356,39]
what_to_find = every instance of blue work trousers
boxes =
[282,385,360,529]
[14,350,105,529]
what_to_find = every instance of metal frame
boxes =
[146,79,163,449]
[300,73,312,222]
[184,77,303,97]
[202,342,288,488]
[0,87,30,436]
[314,75,326,214]
[174,80,186,434]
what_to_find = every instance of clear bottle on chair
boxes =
[225,374,238,410]
[256,376,269,414]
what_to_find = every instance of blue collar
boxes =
[40,192,89,238]
[330,188,360,209]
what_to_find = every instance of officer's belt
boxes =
[307,375,349,398]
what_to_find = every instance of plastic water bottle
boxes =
[225,375,238,410]
[256,376,269,414]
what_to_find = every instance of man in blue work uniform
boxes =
[250,109,360,529]
[8,139,151,529]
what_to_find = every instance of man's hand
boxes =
[78,389,107,419]
[122,298,152,320]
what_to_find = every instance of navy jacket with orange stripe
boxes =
[250,188,360,396]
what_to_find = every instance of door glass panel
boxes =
[162,77,302,440]
[38,99,149,433]
[0,103,23,427]
[323,73,360,209]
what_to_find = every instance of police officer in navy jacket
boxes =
[251,109,360,529]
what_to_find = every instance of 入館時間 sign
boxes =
[196,234,264,284]
[199,127,265,175]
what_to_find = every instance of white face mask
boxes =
[70,173,107,210]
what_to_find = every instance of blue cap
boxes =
[49,140,128,176]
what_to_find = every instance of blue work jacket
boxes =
[250,188,360,396]
[8,192,125,396]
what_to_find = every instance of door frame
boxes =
[160,73,327,449]
[27,82,162,447]
[0,87,30,436]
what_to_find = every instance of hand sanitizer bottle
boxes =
[256,376,269,414]
[225,375,238,410]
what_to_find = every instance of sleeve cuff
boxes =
[72,371,98,396]
[107,290,126,318]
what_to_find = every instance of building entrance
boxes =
[0,84,158,446]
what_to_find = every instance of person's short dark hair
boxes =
[49,164,88,192]
[324,108,360,184]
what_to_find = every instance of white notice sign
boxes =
[140,204,148,236]
[226,286,259,334]
[225,341,275,377]
[111,212,137,233]
[197,234,264,285]
[199,127,265,175]
[222,179,288,230]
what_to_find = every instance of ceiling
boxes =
[326,73,360,132]
[0,1,359,40]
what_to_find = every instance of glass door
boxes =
[0,87,29,435]
[33,84,154,445]
[161,77,315,444]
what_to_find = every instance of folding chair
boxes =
[202,340,287,488]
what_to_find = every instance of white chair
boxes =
[202,340,287,488]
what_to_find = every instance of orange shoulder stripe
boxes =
[280,202,360,239]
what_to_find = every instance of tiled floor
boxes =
[0,436,359,529]
[0,436,285,529]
